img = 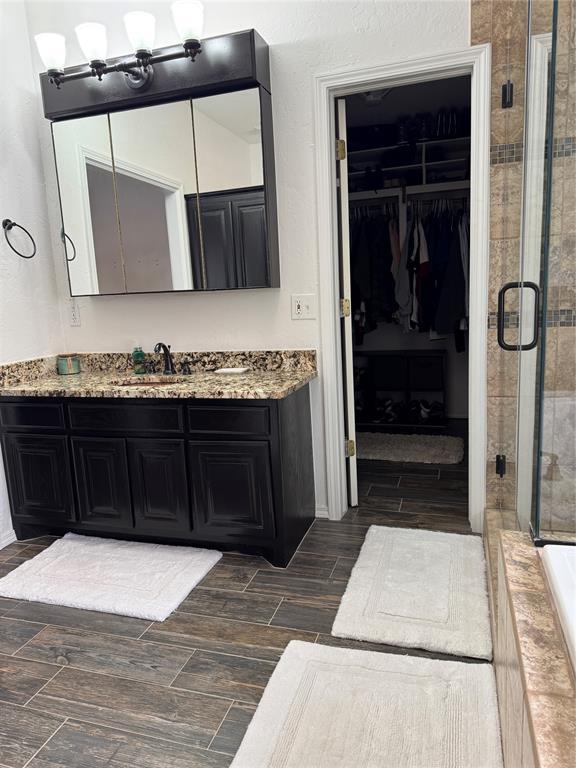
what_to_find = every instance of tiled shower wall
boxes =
[472,0,529,514]
[473,0,575,534]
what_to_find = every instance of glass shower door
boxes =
[515,0,575,541]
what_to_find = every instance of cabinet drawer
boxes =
[0,402,64,430]
[187,406,270,436]
[69,403,184,433]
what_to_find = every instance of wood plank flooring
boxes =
[0,458,470,767]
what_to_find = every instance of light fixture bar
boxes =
[45,43,202,89]
[40,2,203,90]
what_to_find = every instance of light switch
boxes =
[291,293,317,320]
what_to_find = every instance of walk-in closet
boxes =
[338,76,471,520]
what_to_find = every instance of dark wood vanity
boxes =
[0,387,314,566]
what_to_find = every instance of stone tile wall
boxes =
[473,0,575,535]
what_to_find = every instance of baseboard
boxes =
[0,529,16,550]
[315,505,329,518]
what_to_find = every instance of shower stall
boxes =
[496,0,575,543]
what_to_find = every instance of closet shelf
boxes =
[348,180,470,201]
[349,158,468,176]
[356,420,448,432]
[348,135,471,157]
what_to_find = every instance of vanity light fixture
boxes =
[35,1,204,90]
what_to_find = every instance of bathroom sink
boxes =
[109,374,188,386]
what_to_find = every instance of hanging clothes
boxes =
[349,197,469,350]
[399,199,469,347]
[350,206,399,342]
[435,221,466,336]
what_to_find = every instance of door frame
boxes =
[314,45,491,533]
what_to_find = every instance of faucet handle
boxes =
[180,359,191,375]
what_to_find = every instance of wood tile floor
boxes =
[0,459,471,768]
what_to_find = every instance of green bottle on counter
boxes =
[132,346,146,375]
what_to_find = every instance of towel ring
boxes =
[61,229,77,263]
[2,219,36,259]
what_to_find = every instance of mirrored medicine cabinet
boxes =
[53,87,277,296]
[43,30,278,297]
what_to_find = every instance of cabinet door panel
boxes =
[188,196,236,290]
[188,441,274,541]
[232,190,268,287]
[2,434,74,522]
[72,437,132,528]
[128,439,190,533]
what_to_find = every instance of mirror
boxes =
[190,88,268,289]
[110,102,198,293]
[53,87,276,296]
[53,114,124,295]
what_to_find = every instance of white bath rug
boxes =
[357,432,465,464]
[0,533,221,621]
[332,526,492,659]
[231,640,503,768]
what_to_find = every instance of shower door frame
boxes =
[314,45,491,532]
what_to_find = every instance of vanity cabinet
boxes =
[0,388,314,566]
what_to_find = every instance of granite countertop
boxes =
[0,369,317,401]
[0,352,317,400]
[499,531,575,768]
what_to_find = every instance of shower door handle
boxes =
[497,281,540,351]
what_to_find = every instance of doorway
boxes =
[337,77,471,528]
[314,46,490,531]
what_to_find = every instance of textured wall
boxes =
[24,0,470,514]
[0,2,65,545]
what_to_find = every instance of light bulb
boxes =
[171,0,204,42]
[35,32,66,71]
[123,11,156,52]
[75,22,107,63]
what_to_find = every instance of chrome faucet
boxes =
[154,342,176,375]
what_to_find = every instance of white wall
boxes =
[24,0,470,514]
[0,2,65,545]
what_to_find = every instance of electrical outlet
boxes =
[69,298,81,327]
[291,293,317,320]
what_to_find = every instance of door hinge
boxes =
[345,439,356,458]
[340,297,351,317]
[336,138,346,161]
[496,454,507,478]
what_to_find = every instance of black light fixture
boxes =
[35,1,204,90]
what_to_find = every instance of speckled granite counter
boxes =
[0,350,317,400]
[495,530,575,768]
